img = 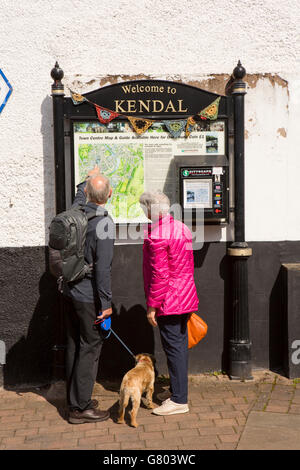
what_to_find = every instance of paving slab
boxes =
[237,411,300,450]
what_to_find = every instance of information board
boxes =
[73,120,225,223]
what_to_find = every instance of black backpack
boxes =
[48,205,96,283]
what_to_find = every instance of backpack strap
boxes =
[86,208,108,221]
[72,204,107,222]
[72,203,85,210]
[86,210,98,221]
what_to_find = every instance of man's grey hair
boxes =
[139,190,170,220]
[86,176,110,204]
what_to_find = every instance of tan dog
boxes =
[117,353,156,428]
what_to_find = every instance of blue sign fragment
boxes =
[0,69,12,114]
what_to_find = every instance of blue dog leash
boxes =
[94,316,136,362]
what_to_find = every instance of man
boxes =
[65,166,115,424]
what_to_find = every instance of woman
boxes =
[139,191,199,416]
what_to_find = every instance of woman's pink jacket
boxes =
[143,214,199,317]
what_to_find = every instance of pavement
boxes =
[1,370,300,450]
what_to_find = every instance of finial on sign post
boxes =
[231,60,247,95]
[233,60,246,80]
[51,62,64,94]
[225,60,246,96]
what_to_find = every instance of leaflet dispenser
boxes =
[175,155,229,224]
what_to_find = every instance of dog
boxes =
[117,353,156,428]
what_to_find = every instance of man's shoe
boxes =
[69,408,110,424]
[156,389,172,402]
[152,398,189,416]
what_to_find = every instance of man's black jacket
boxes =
[68,181,115,311]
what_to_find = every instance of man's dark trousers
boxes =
[64,298,104,411]
[157,314,189,404]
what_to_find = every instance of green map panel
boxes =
[78,142,145,222]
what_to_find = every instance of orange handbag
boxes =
[187,313,208,349]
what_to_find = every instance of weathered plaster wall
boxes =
[0,0,299,247]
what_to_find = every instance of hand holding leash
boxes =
[97,308,112,321]
[94,315,136,362]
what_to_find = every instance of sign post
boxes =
[51,62,66,214]
[226,61,253,380]
[50,62,67,380]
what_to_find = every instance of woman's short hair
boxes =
[139,190,170,220]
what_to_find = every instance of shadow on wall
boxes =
[269,266,285,372]
[220,244,232,373]
[2,257,155,388]
[60,298,155,382]
[193,242,231,374]
[41,95,56,243]
[2,248,59,388]
[97,304,155,381]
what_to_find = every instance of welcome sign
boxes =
[65,79,226,118]
[114,83,188,114]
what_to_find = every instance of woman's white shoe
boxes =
[152,398,189,416]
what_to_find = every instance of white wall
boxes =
[0,0,299,247]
